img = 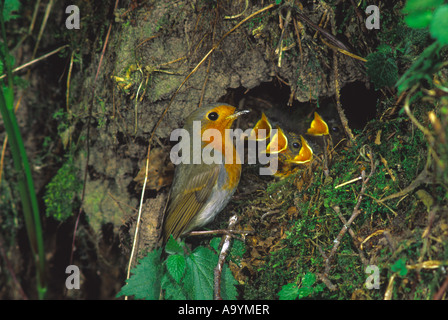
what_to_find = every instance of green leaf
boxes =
[161,273,187,300]
[403,0,444,28]
[166,254,186,284]
[297,286,313,299]
[44,156,82,221]
[366,49,398,89]
[116,249,163,299]
[2,0,21,22]
[430,5,448,44]
[396,41,443,93]
[220,264,238,300]
[403,0,443,14]
[183,246,217,300]
[209,237,221,252]
[391,258,408,277]
[405,10,434,29]
[302,272,316,287]
[164,235,184,255]
[229,239,246,261]
[278,283,299,300]
[2,86,13,109]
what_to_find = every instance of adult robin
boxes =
[162,103,248,243]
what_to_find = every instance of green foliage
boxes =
[0,0,46,298]
[397,0,448,93]
[278,272,324,300]
[430,5,448,44]
[396,41,444,93]
[43,155,82,221]
[391,258,408,277]
[116,248,163,300]
[403,0,443,28]
[117,236,238,300]
[2,0,20,22]
[366,46,399,90]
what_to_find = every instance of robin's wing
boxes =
[162,164,220,242]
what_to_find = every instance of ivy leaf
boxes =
[166,254,186,284]
[430,5,448,44]
[116,248,163,300]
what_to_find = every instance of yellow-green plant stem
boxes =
[0,2,46,299]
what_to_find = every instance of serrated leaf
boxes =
[430,5,448,44]
[220,264,238,300]
[116,248,162,300]
[302,272,316,287]
[183,246,217,300]
[366,50,398,89]
[164,235,184,255]
[278,283,299,300]
[161,273,187,300]
[166,254,186,284]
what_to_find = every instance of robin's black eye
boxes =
[292,142,300,149]
[332,126,340,132]
[208,112,219,121]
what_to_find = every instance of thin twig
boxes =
[125,156,150,300]
[32,0,54,59]
[323,146,376,276]
[66,49,75,114]
[0,45,69,80]
[336,207,368,266]
[214,215,238,300]
[433,274,448,300]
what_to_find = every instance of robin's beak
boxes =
[248,112,272,141]
[307,112,329,136]
[226,109,250,120]
[287,136,313,164]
